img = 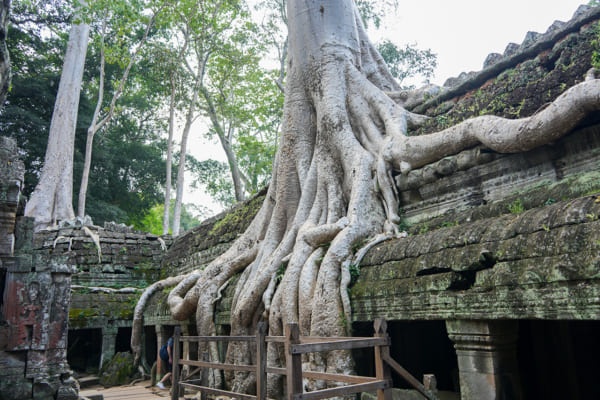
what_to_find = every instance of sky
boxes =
[374,0,587,86]
[187,0,589,216]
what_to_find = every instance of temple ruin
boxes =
[1,4,600,399]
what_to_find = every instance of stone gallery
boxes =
[1,3,600,400]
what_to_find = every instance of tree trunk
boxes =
[25,21,90,229]
[77,20,106,219]
[200,85,247,202]
[0,0,11,107]
[172,67,202,236]
[133,0,600,396]
[163,74,176,235]
[77,14,155,218]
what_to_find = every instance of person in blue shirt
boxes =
[156,336,174,389]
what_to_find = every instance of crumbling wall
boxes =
[1,137,79,399]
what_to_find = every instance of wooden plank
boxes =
[171,326,182,400]
[265,336,286,343]
[267,366,286,375]
[256,322,267,400]
[179,335,255,342]
[293,380,388,400]
[179,358,256,372]
[299,336,372,342]
[79,381,173,399]
[374,319,392,400]
[302,371,378,384]
[179,382,257,400]
[382,353,432,399]
[291,337,389,354]
[285,323,303,400]
[266,366,379,384]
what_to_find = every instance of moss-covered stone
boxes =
[98,352,138,387]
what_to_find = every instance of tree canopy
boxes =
[1,0,437,232]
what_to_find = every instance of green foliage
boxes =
[3,0,282,222]
[199,8,282,204]
[275,263,287,283]
[348,264,360,286]
[441,220,459,228]
[377,40,437,88]
[507,199,525,214]
[0,24,90,196]
[135,201,203,235]
[592,21,600,69]
[418,224,430,235]
[10,0,72,34]
[355,0,398,29]
[1,4,168,226]
[188,158,236,208]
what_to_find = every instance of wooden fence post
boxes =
[374,319,392,400]
[256,322,268,400]
[171,326,182,400]
[285,323,302,400]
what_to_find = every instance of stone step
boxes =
[78,375,100,389]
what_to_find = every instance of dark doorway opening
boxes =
[144,325,157,368]
[518,320,600,400]
[67,328,102,373]
[353,320,458,393]
[115,327,131,353]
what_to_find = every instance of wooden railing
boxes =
[171,319,439,400]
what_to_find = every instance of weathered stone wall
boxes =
[1,137,80,399]
[43,223,172,370]
[160,191,265,277]
[352,195,600,321]
[346,4,600,323]
[2,134,172,395]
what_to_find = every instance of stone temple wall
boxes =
[1,137,172,397]
[0,137,79,399]
[40,221,172,374]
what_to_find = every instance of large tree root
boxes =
[131,1,600,396]
[378,72,600,226]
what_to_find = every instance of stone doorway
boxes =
[352,320,459,393]
[517,320,600,400]
[67,328,102,374]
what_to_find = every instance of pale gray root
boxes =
[130,190,273,369]
[378,76,600,226]
[130,274,187,364]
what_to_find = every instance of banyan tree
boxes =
[132,0,600,396]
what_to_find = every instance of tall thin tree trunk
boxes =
[77,14,155,218]
[220,129,246,202]
[0,0,11,107]
[172,68,201,236]
[77,19,106,219]
[25,21,90,229]
[163,74,176,235]
[200,85,246,202]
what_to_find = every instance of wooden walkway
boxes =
[79,380,179,399]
